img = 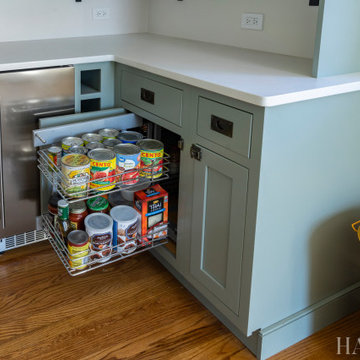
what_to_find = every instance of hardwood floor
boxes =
[0,242,359,360]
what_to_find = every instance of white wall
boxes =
[0,0,149,42]
[148,0,319,58]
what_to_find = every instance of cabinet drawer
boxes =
[197,97,252,158]
[120,71,183,127]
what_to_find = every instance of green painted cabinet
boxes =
[190,145,248,314]
[74,62,115,113]
[115,64,360,359]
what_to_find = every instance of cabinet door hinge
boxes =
[190,144,202,161]
[178,138,184,151]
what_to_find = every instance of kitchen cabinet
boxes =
[74,62,115,113]
[120,70,183,128]
[313,0,360,77]
[115,64,360,359]
[33,110,175,276]
[190,145,248,315]
[2,52,360,359]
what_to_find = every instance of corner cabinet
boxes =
[116,64,360,359]
[190,145,248,314]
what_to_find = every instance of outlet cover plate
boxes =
[93,8,110,20]
[241,13,264,31]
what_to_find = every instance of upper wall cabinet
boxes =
[313,0,360,77]
[74,62,115,113]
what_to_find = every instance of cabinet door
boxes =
[190,146,248,314]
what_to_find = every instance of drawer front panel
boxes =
[121,71,183,127]
[197,97,253,158]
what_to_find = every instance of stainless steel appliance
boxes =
[0,66,74,238]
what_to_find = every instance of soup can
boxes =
[82,133,103,145]
[85,213,113,263]
[88,148,116,192]
[61,154,90,198]
[86,141,105,151]
[98,128,119,140]
[118,131,143,144]
[46,146,62,171]
[113,143,140,185]
[137,139,164,179]
[62,136,84,155]
[67,230,90,270]
[69,145,87,155]
[110,205,138,255]
[103,138,122,149]
[108,191,125,208]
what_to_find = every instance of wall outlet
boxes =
[241,13,264,31]
[93,8,110,20]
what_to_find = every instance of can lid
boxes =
[82,133,103,141]
[113,143,140,155]
[85,213,113,231]
[62,137,83,146]
[136,139,164,151]
[70,201,87,214]
[47,146,62,153]
[87,196,109,211]
[61,153,90,166]
[98,129,119,137]
[110,205,138,222]
[88,148,115,161]
[69,145,87,155]
[103,139,122,147]
[67,230,89,246]
[86,141,105,150]
[118,131,143,142]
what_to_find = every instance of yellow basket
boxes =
[351,220,360,240]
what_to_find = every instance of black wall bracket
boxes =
[309,0,319,5]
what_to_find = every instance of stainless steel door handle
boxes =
[34,106,75,119]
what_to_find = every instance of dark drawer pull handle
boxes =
[141,88,155,105]
[211,115,233,138]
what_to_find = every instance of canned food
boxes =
[69,201,88,231]
[85,213,113,263]
[69,145,87,155]
[137,139,164,179]
[113,144,140,185]
[98,128,119,140]
[68,230,90,270]
[102,138,122,149]
[86,196,109,214]
[110,205,138,254]
[108,191,125,208]
[88,148,116,192]
[62,137,84,155]
[82,133,103,145]
[118,131,144,144]
[61,154,90,198]
[47,146,62,170]
[86,141,105,151]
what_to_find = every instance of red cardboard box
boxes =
[134,184,168,244]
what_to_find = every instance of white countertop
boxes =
[1,33,360,107]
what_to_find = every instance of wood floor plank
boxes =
[1,242,360,360]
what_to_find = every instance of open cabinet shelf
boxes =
[37,149,170,203]
[30,110,176,276]
[42,214,168,276]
